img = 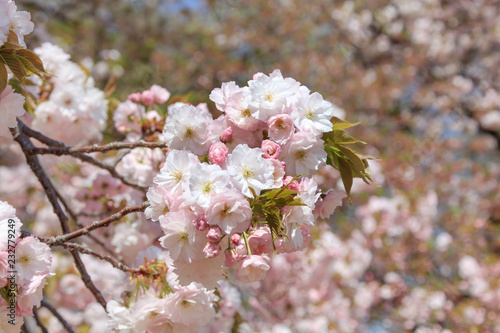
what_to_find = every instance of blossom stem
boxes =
[242,231,252,255]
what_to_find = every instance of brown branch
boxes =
[29,140,168,154]
[32,307,49,333]
[20,121,150,192]
[45,202,149,246]
[21,123,65,147]
[70,152,148,192]
[40,300,76,333]
[55,241,133,273]
[53,186,125,262]
[11,120,107,310]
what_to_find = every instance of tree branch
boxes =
[40,300,76,333]
[45,202,149,246]
[29,140,168,154]
[32,307,49,333]
[11,120,108,310]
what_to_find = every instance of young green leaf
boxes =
[0,63,7,94]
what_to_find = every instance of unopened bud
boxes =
[220,127,233,143]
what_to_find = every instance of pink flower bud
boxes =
[149,84,171,104]
[261,140,281,159]
[283,176,299,191]
[194,214,208,231]
[231,233,241,247]
[128,92,142,103]
[206,226,222,242]
[203,242,220,258]
[224,250,238,268]
[141,90,155,106]
[280,161,286,169]
[208,142,229,166]
[220,127,233,143]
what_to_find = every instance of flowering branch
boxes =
[10,120,108,310]
[40,300,76,333]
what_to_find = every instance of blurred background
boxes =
[12,0,500,331]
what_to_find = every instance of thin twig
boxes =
[29,141,168,154]
[40,300,76,333]
[70,152,148,192]
[46,202,149,246]
[55,241,133,272]
[33,307,49,333]
[21,121,149,192]
[54,187,125,262]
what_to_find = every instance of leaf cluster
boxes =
[323,117,375,200]
[128,260,172,305]
[0,31,46,94]
[248,176,305,247]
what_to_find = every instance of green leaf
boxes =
[1,42,23,50]
[336,145,366,173]
[0,63,7,94]
[337,157,353,200]
[0,53,25,83]
[265,206,284,241]
[333,130,365,144]
[261,188,299,201]
[330,116,360,130]
[15,55,42,78]
[15,49,45,72]
[322,129,365,145]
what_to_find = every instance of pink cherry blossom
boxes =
[209,141,229,166]
[236,254,271,283]
[314,189,347,219]
[220,127,234,143]
[128,92,142,103]
[206,189,252,234]
[267,113,294,145]
[261,139,282,159]
[203,242,220,258]
[149,84,171,104]
[141,90,155,106]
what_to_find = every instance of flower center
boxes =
[241,108,251,117]
[265,92,275,102]
[19,255,31,268]
[242,166,254,179]
[295,150,307,160]
[202,181,214,194]
[220,205,231,217]
[184,128,194,139]
[276,119,285,130]
[178,232,189,244]
[172,170,183,183]
[305,109,315,119]
[181,300,191,308]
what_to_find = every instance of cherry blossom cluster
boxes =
[142,70,348,290]
[29,43,108,145]
[112,85,170,142]
[0,0,33,48]
[0,201,52,331]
